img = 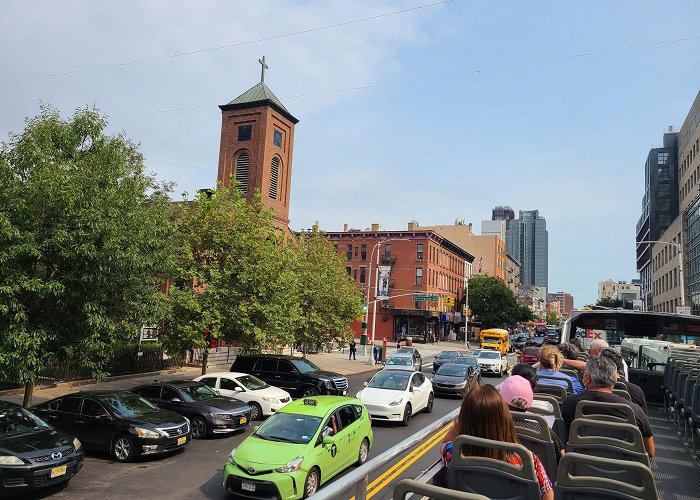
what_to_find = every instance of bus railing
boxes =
[308,408,459,500]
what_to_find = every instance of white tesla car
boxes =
[193,372,292,420]
[355,369,433,426]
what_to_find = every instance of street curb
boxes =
[0,367,191,397]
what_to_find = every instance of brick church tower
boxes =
[216,57,299,231]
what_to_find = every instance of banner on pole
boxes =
[377,266,391,299]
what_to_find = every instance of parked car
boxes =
[131,380,251,438]
[0,400,84,495]
[356,369,433,426]
[231,355,349,398]
[432,350,464,373]
[223,396,373,499]
[451,355,481,384]
[396,347,423,369]
[384,353,420,371]
[32,391,190,462]
[519,347,540,366]
[431,363,479,398]
[194,372,292,420]
[476,350,508,376]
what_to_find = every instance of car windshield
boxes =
[480,351,500,359]
[397,348,415,355]
[179,384,218,402]
[0,407,51,438]
[386,356,413,366]
[236,375,269,390]
[524,348,540,356]
[454,357,477,366]
[482,338,499,344]
[254,413,321,444]
[437,351,460,359]
[291,359,320,373]
[436,364,467,377]
[368,372,410,390]
[103,394,158,417]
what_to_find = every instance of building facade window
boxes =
[273,129,283,148]
[235,150,250,196]
[658,152,669,164]
[346,244,352,260]
[269,156,280,199]
[360,267,366,284]
[361,244,367,260]
[238,125,252,141]
[355,246,358,257]
[416,268,423,285]
[346,266,351,276]
[385,244,392,257]
[417,243,424,260]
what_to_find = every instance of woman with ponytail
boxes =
[536,345,584,394]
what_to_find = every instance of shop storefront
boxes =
[393,309,441,343]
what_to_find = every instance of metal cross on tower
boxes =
[259,56,269,83]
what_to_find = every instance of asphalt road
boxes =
[24,352,513,500]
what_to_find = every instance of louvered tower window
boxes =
[269,156,280,199]
[235,151,250,196]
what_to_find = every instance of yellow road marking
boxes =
[367,427,450,500]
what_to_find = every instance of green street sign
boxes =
[412,295,438,302]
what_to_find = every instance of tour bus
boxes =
[310,309,700,500]
[479,328,510,354]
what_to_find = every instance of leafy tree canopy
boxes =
[468,275,528,328]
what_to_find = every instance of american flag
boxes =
[477,256,483,272]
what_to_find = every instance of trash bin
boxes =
[406,336,413,346]
[360,333,367,346]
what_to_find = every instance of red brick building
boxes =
[326,226,475,344]
[547,291,575,318]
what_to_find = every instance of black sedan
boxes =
[0,400,83,495]
[431,363,479,398]
[32,391,191,463]
[510,334,529,351]
[451,356,481,384]
[131,380,251,439]
[432,350,464,373]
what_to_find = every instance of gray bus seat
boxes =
[393,479,489,500]
[510,411,559,481]
[574,400,636,426]
[683,370,700,442]
[532,394,567,445]
[554,452,659,500]
[560,368,582,382]
[447,435,541,499]
[534,383,567,402]
[611,389,631,401]
[536,374,575,394]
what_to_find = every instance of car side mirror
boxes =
[170,398,181,403]
[234,387,243,392]
[322,435,336,446]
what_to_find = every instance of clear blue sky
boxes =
[2,0,699,306]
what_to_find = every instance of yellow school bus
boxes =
[479,328,510,354]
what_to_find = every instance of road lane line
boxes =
[367,426,450,499]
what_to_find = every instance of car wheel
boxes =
[426,392,434,413]
[249,402,262,421]
[191,416,208,439]
[401,403,412,426]
[356,438,370,466]
[302,386,320,397]
[112,434,134,462]
[303,467,321,498]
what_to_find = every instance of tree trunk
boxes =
[201,349,208,375]
[23,380,34,408]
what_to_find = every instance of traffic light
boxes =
[445,297,454,308]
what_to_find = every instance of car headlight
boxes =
[456,382,467,388]
[228,447,237,465]
[135,427,163,439]
[262,396,279,404]
[276,457,303,473]
[73,438,82,451]
[388,396,403,406]
[0,455,24,465]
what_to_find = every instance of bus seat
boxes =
[613,381,627,391]
[532,393,567,444]
[682,369,700,442]
[510,411,559,481]
[392,479,489,500]
[554,452,658,500]
[536,374,575,394]
[534,383,567,402]
[612,389,631,401]
[560,368,582,382]
[447,435,541,499]
[691,374,700,455]
[574,400,636,426]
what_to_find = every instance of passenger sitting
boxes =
[558,342,580,361]
[536,346,584,394]
[499,375,565,460]
[599,348,648,414]
[510,363,554,415]
[561,357,655,458]
[442,385,554,500]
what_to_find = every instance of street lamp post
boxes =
[637,239,685,309]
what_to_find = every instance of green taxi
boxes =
[223,396,373,499]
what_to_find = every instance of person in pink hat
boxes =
[499,375,565,460]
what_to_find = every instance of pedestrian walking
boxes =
[349,339,357,360]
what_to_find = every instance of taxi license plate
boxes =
[177,436,186,446]
[50,465,67,479]
[240,417,247,425]
[241,481,256,492]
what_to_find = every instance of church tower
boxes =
[217,57,299,230]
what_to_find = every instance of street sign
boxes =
[412,295,438,302]
[676,306,691,315]
[140,325,159,343]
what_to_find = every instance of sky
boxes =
[2,0,700,307]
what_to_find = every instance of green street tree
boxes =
[0,105,174,406]
[290,225,363,356]
[546,309,562,325]
[160,186,300,374]
[467,275,528,328]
